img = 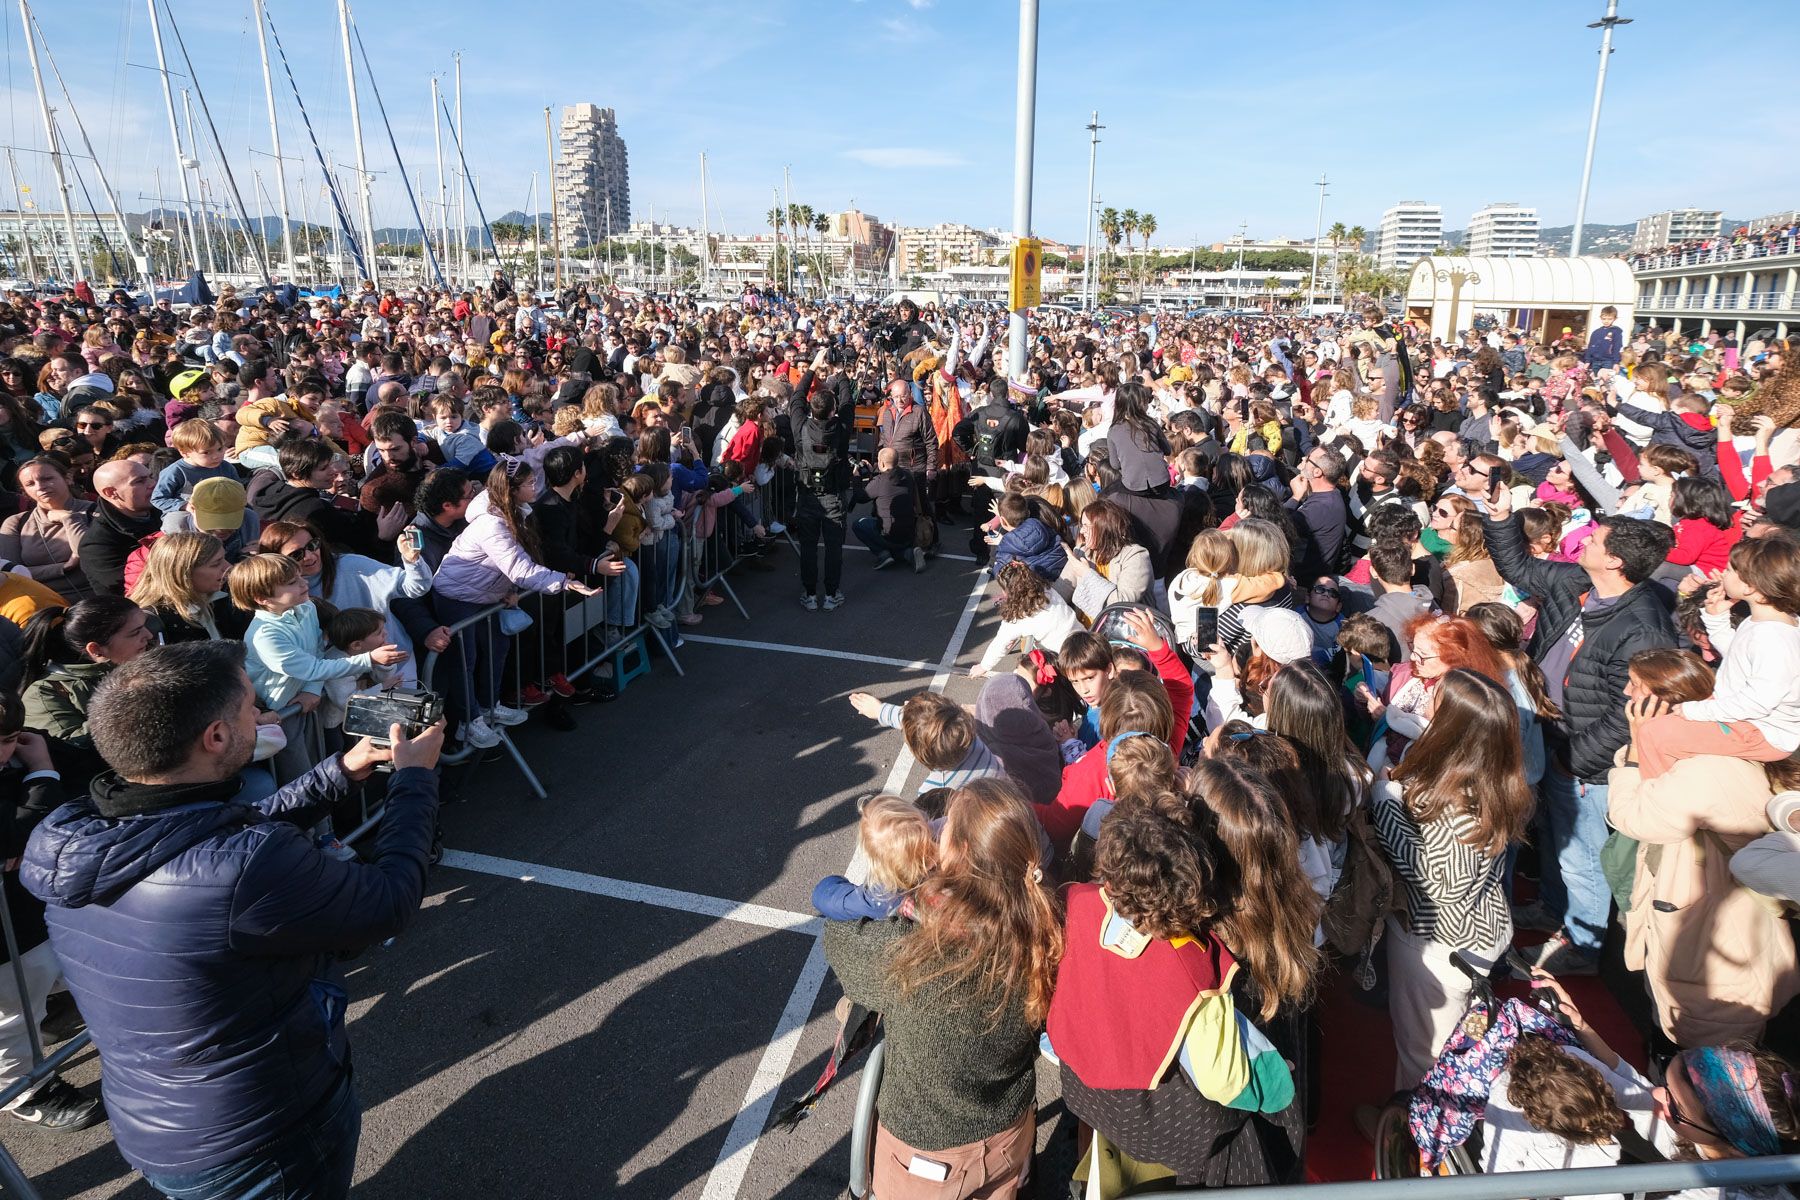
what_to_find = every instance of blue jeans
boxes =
[1537,767,1610,957]
[143,1069,361,1199]
[852,516,909,563]
[605,557,641,627]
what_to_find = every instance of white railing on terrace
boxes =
[1630,231,1800,271]
[1637,291,1795,313]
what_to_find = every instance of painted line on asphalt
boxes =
[681,633,937,672]
[841,542,982,564]
[438,850,819,936]
[702,564,993,1200]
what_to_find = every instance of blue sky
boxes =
[9,0,1797,247]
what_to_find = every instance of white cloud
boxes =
[844,147,969,169]
[878,15,928,41]
[905,0,935,8]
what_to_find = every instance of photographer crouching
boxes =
[22,640,444,1199]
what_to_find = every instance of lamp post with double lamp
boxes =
[1005,0,1038,381]
[1570,0,1630,256]
[1308,173,1329,317]
[1081,110,1102,311]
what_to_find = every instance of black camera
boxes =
[343,689,444,748]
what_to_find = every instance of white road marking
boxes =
[438,851,819,935]
[680,634,936,672]
[841,542,981,564]
[702,565,993,1199]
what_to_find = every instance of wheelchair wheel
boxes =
[847,1040,886,1199]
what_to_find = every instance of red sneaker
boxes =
[511,684,550,708]
[546,673,576,698]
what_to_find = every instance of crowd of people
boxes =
[1,270,1799,1198]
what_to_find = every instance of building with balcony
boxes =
[1375,202,1442,270]
[1466,203,1539,258]
[1629,221,1800,339]
[894,222,1005,272]
[1631,208,1723,254]
[554,104,629,247]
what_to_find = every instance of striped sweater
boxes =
[878,702,1007,793]
[1370,779,1511,950]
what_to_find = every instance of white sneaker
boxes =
[461,716,501,748]
[912,547,927,573]
[823,592,846,610]
[799,593,819,611]
[487,703,528,727]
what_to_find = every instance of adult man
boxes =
[409,467,474,572]
[249,437,405,558]
[1285,444,1350,579]
[851,448,921,573]
[1484,490,1675,974]
[83,458,161,596]
[953,377,1029,561]
[788,361,857,610]
[359,410,437,521]
[23,641,444,1196]
[876,377,938,512]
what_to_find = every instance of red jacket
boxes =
[1665,518,1739,575]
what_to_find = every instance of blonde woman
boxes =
[128,531,248,643]
[1216,518,1300,657]
[1431,494,1506,613]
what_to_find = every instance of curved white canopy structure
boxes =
[1402,255,1635,343]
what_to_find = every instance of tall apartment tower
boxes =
[1630,208,1723,253]
[554,104,629,247]
[1466,202,1539,257]
[1375,202,1443,270]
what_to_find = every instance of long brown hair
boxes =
[485,458,542,560]
[1390,669,1534,856]
[1466,602,1561,722]
[887,779,1064,1028]
[1183,758,1321,1019]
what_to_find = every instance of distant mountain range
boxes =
[131,208,555,247]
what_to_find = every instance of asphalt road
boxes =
[0,532,1086,1200]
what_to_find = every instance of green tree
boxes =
[1099,207,1121,278]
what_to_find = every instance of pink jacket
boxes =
[431,491,566,605]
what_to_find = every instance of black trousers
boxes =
[792,488,847,598]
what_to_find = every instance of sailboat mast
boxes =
[699,152,709,295]
[144,0,198,275]
[336,0,377,286]
[529,172,542,293]
[431,77,449,286]
[182,91,216,275]
[6,149,40,283]
[18,0,85,282]
[252,0,296,278]
[453,53,467,286]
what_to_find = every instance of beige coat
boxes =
[1445,556,1505,615]
[1608,754,1799,1046]
[0,501,93,602]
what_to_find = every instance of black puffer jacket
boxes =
[1484,513,1675,782]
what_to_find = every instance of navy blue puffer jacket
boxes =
[992,516,1068,584]
[21,757,438,1174]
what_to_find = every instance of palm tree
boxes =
[1120,208,1140,266]
[1099,206,1121,279]
[1327,221,1348,302]
[1138,212,1157,296]
[1347,225,1367,254]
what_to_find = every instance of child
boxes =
[427,394,496,474]
[232,554,405,713]
[1060,611,1196,759]
[1582,305,1623,372]
[1616,443,1696,526]
[1168,528,1237,657]
[1637,537,1800,778]
[638,463,678,629]
[150,418,236,515]
[989,491,1067,584]
[1039,670,1176,846]
[846,689,1005,794]
[611,473,651,559]
[1017,647,1086,764]
[1075,730,1180,844]
[971,561,1082,677]
[319,606,403,730]
[1617,383,1719,478]
[810,795,936,921]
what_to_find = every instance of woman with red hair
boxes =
[1369,614,1508,769]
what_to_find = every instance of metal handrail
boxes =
[1128,1153,1800,1199]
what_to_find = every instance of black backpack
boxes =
[797,414,842,490]
[970,406,1005,466]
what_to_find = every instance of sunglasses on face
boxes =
[283,539,319,562]
[77,421,111,430]
[1311,585,1342,598]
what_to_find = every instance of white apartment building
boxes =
[894,222,1004,271]
[1466,203,1539,257]
[553,104,629,247]
[1375,202,1442,270]
[1631,209,1723,253]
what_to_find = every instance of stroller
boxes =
[1373,948,1575,1179]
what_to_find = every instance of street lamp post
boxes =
[1571,0,1630,256]
[1006,0,1038,382]
[1308,173,1328,317]
[1081,110,1101,312]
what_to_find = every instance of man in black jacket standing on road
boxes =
[954,377,1028,562]
[788,356,857,611]
[1482,488,1675,976]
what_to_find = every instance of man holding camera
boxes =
[23,641,445,1199]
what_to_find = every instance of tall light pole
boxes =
[1081,110,1101,312]
[1308,173,1329,316]
[1570,0,1630,257]
[1006,0,1039,381]
[1233,220,1247,312]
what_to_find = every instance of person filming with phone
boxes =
[22,640,447,1198]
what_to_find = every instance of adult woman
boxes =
[1063,499,1153,614]
[0,456,93,602]
[1464,603,1554,791]
[1263,661,1368,865]
[1375,614,1508,759]
[1106,381,1172,495]
[1209,720,1340,913]
[129,531,248,643]
[259,519,433,663]
[1216,518,1301,658]
[823,780,1061,1200]
[0,391,41,475]
[32,353,82,423]
[1431,494,1505,614]
[1607,648,1800,1047]
[1048,798,1302,1188]
[1373,668,1533,1088]
[20,596,155,747]
[433,459,599,748]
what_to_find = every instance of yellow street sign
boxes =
[1009,237,1041,311]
